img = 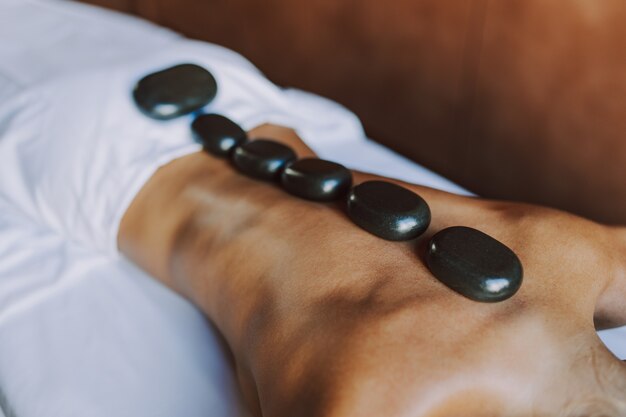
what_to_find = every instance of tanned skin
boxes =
[119,124,626,416]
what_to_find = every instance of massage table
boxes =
[0,1,624,416]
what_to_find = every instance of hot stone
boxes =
[133,63,217,120]
[281,158,352,201]
[192,114,247,156]
[347,181,431,241]
[232,139,296,181]
[426,226,523,302]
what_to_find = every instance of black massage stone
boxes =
[232,139,297,181]
[347,180,431,241]
[281,158,352,201]
[133,63,217,120]
[426,226,523,303]
[192,113,247,156]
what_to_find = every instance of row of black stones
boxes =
[133,63,524,303]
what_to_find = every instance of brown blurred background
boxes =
[82,0,626,225]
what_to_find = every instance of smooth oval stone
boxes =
[192,113,247,156]
[133,63,217,120]
[281,158,352,201]
[347,180,431,241]
[232,139,297,181]
[426,226,523,303]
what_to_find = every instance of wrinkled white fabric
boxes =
[0,1,624,417]
[0,194,248,417]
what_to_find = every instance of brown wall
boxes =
[82,0,626,224]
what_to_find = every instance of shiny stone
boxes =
[192,113,247,156]
[426,226,523,303]
[347,180,431,241]
[232,139,296,181]
[133,63,217,120]
[281,158,352,201]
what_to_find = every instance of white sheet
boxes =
[0,1,624,417]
